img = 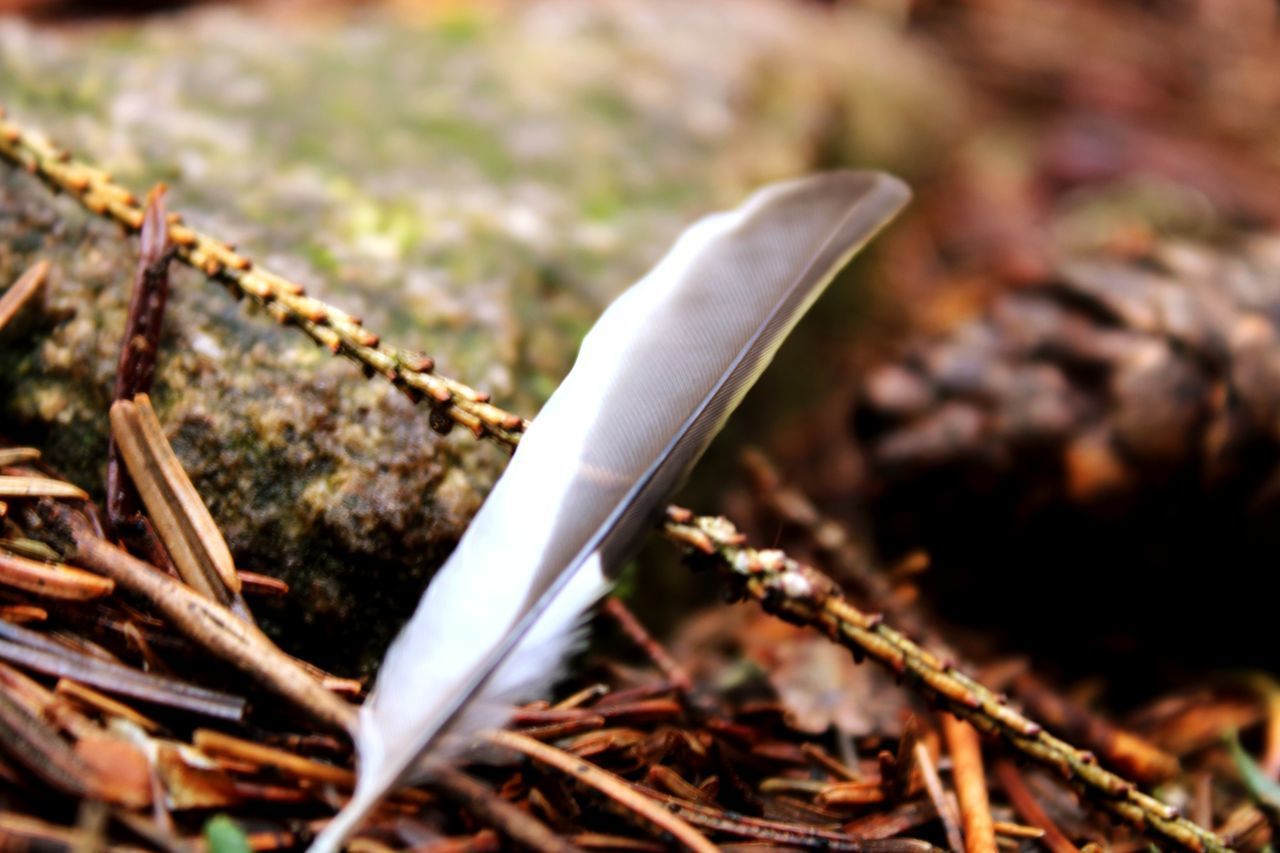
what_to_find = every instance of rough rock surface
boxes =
[0,0,957,671]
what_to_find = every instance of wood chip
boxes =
[74,734,152,808]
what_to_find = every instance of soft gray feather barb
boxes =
[312,170,910,851]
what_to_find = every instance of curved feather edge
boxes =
[310,170,909,852]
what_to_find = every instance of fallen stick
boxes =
[662,507,1230,853]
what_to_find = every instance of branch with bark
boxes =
[661,507,1228,853]
[0,106,526,447]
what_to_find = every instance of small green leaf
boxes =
[203,815,252,853]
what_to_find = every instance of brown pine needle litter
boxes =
[0,456,1250,850]
[483,730,717,853]
[0,107,1258,852]
[45,505,359,734]
[942,715,997,853]
[0,551,114,601]
[914,740,964,853]
[0,449,42,468]
[993,760,1081,853]
[0,477,88,501]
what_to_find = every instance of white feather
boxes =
[311,171,909,852]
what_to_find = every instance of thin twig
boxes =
[0,631,244,721]
[740,447,909,627]
[54,679,160,733]
[1011,672,1179,784]
[0,107,526,447]
[34,502,356,732]
[483,729,717,853]
[603,597,692,693]
[661,508,1230,853]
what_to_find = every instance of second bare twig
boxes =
[661,508,1229,853]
